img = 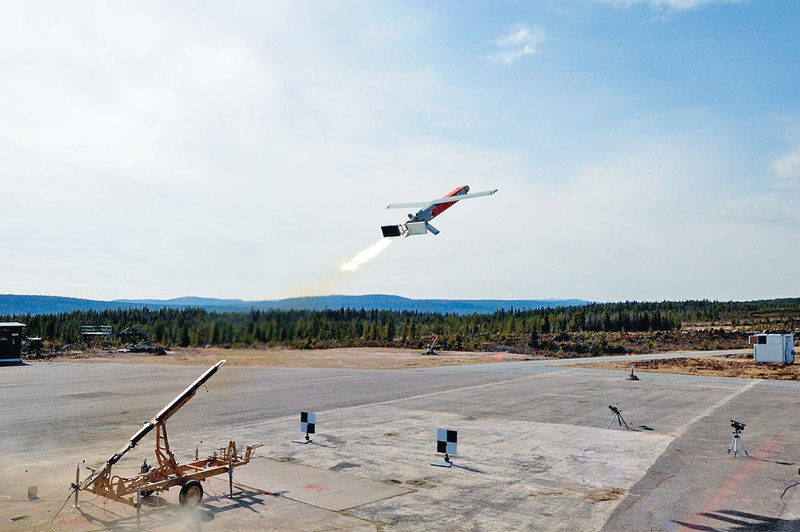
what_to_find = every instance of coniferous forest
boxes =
[4,298,800,357]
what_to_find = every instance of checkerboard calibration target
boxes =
[437,429,457,455]
[301,412,316,434]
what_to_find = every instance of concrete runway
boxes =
[3,350,800,531]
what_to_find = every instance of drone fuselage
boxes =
[381,185,495,238]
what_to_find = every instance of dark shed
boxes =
[0,322,25,363]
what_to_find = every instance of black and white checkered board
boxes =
[301,411,316,434]
[437,428,457,455]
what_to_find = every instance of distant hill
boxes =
[241,295,589,314]
[115,296,247,312]
[0,294,588,316]
[0,294,140,316]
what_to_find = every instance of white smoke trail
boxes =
[341,238,393,272]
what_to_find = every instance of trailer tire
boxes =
[179,481,203,507]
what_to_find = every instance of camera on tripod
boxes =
[609,404,621,414]
[728,419,748,457]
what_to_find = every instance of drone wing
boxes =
[386,201,432,209]
[386,189,497,209]
[427,189,497,206]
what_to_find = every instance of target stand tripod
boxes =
[607,404,630,430]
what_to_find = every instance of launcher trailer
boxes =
[72,360,261,508]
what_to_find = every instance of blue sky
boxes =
[1,0,798,302]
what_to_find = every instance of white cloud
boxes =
[772,146,800,181]
[597,0,747,11]
[487,24,543,65]
[0,3,451,300]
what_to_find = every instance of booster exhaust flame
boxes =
[280,238,394,298]
[341,238,393,272]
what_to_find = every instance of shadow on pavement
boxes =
[673,509,798,531]
[73,488,269,530]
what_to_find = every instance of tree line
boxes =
[4,298,799,352]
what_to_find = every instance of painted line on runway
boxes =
[373,369,573,408]
[672,379,761,438]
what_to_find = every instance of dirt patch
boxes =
[571,355,800,380]
[45,346,541,370]
[585,488,624,503]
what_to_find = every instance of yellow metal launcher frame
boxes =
[73,360,261,507]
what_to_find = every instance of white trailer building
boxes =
[749,333,795,364]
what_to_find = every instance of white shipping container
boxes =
[749,334,795,363]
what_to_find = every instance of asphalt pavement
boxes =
[2,349,799,531]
